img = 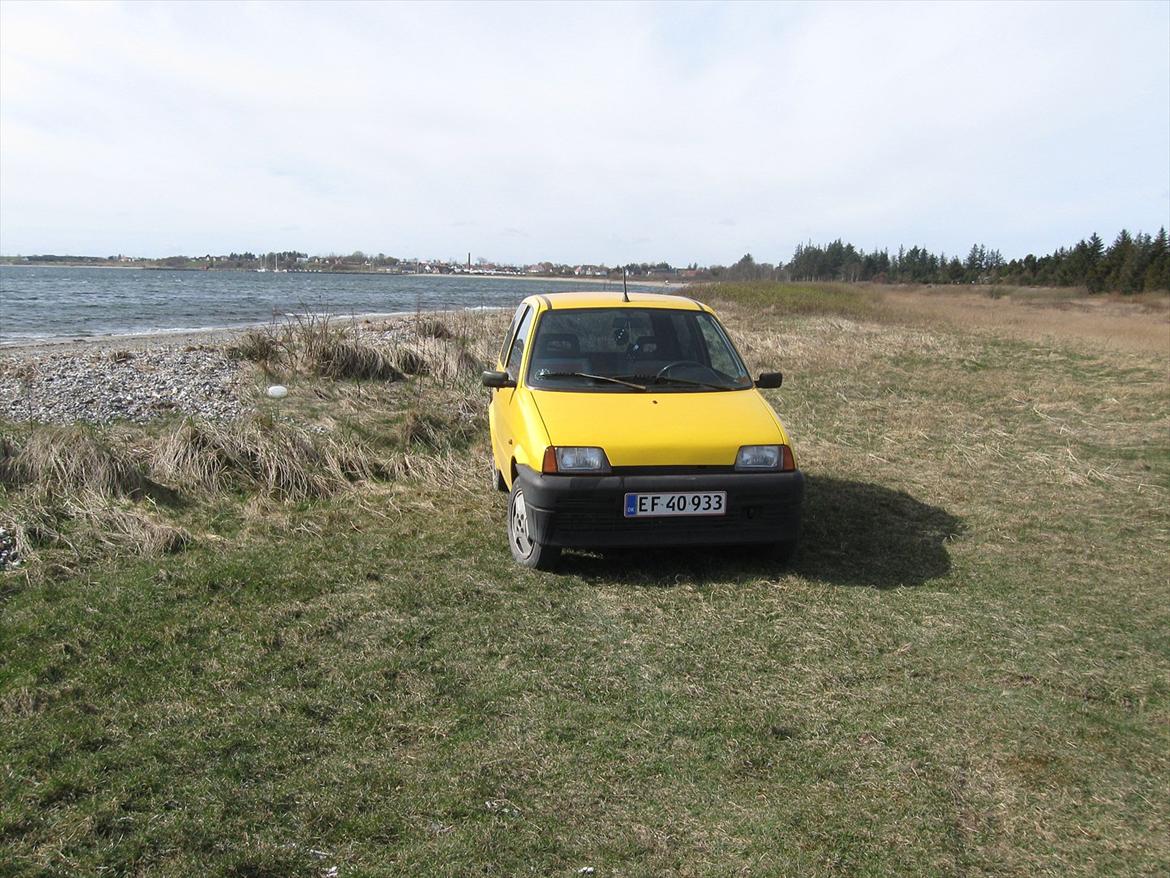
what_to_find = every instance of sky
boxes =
[1,0,1168,265]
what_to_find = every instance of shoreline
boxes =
[0,308,478,356]
[1,262,681,284]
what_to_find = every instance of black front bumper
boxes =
[514,466,804,548]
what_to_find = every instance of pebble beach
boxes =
[0,311,490,426]
[0,327,253,425]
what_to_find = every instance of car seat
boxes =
[532,332,588,377]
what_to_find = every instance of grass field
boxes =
[2,284,1168,876]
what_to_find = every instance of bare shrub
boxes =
[284,312,339,364]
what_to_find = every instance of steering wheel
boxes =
[655,359,709,381]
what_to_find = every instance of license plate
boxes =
[624,491,727,518]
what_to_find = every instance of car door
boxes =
[490,303,535,481]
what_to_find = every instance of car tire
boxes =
[491,458,507,492]
[508,482,561,570]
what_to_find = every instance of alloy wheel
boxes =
[509,489,533,558]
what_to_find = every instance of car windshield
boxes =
[525,307,753,392]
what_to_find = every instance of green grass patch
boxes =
[691,281,884,321]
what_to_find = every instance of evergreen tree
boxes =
[772,227,1164,292]
[1145,228,1169,291]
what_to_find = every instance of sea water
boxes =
[0,266,651,342]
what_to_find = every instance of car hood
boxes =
[530,388,787,467]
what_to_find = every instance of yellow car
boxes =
[483,291,803,569]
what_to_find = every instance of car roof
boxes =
[525,290,709,312]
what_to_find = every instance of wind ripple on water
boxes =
[0,266,648,342]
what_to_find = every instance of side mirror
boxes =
[755,372,783,389]
[482,370,516,389]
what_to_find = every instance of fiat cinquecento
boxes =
[483,291,804,569]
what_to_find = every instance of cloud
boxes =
[1,1,1167,264]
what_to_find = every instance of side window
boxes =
[505,306,535,378]
[499,304,527,365]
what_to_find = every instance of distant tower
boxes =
[467,252,471,269]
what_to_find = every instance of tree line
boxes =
[702,228,1170,293]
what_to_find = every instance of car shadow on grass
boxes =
[557,474,963,589]
[792,475,963,588]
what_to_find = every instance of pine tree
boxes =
[1078,234,1103,292]
[1144,227,1169,291]
[1087,233,1104,263]
[1102,230,1133,292]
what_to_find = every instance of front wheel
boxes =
[508,482,561,570]
[490,456,507,492]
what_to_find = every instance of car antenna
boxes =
[622,266,630,302]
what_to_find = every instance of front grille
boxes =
[610,465,738,476]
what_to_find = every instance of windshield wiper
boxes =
[537,371,647,391]
[618,374,736,391]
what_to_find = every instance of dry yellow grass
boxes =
[880,284,1170,355]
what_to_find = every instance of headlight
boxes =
[735,445,795,471]
[542,446,611,474]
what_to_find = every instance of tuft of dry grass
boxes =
[151,416,385,500]
[396,338,487,385]
[0,425,148,499]
[228,417,381,500]
[150,420,241,494]
[64,493,192,556]
[308,336,402,381]
[228,327,286,371]
[414,316,455,339]
[0,488,58,561]
[388,345,429,377]
[1,488,190,560]
[0,410,395,567]
[0,434,18,486]
[230,311,493,384]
